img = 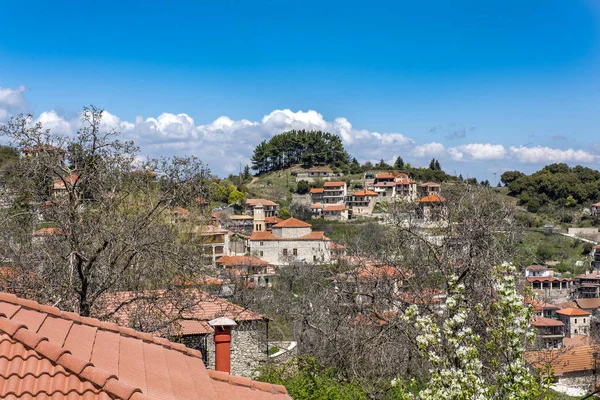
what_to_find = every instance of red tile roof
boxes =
[323,205,347,211]
[530,316,564,327]
[309,188,324,193]
[419,182,441,187]
[557,307,591,317]
[272,217,311,228]
[525,299,559,311]
[526,277,571,283]
[311,204,323,209]
[352,190,378,196]
[375,173,395,179]
[417,194,445,203]
[577,271,600,280]
[246,199,278,207]
[0,292,289,400]
[216,256,271,267]
[53,174,80,189]
[592,202,600,207]
[526,345,600,375]
[33,227,62,236]
[95,289,266,336]
[395,178,416,185]
[323,181,345,187]
[575,298,600,310]
[265,216,284,225]
[249,231,329,242]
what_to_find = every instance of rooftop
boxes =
[0,292,289,400]
[246,198,278,207]
[556,307,591,317]
[352,190,378,196]
[271,217,311,228]
[530,316,564,327]
[249,231,329,242]
[323,205,347,211]
[526,345,600,375]
[417,193,446,203]
[216,256,271,267]
[323,181,345,187]
[309,188,324,193]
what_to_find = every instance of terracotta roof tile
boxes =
[323,181,345,187]
[417,194,445,203]
[352,190,378,196]
[309,188,324,193]
[216,256,271,267]
[271,217,311,228]
[557,307,591,317]
[530,316,564,327]
[526,345,600,375]
[323,205,347,211]
[246,199,278,207]
[0,291,290,400]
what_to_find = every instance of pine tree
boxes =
[394,156,404,170]
[243,165,251,181]
[435,160,441,171]
[429,159,436,170]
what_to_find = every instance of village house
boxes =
[527,276,574,296]
[525,265,554,278]
[307,168,331,178]
[417,193,446,220]
[322,204,349,221]
[592,202,600,217]
[216,255,276,287]
[527,298,560,319]
[248,205,331,265]
[531,316,565,349]
[189,224,231,266]
[363,171,418,202]
[574,297,600,318]
[245,198,279,217]
[310,187,324,203]
[0,291,290,399]
[345,189,378,217]
[418,182,441,197]
[295,167,341,182]
[557,307,591,337]
[576,270,600,298]
[322,181,347,204]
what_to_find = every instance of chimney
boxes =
[208,317,237,374]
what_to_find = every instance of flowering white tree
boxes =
[400,263,545,399]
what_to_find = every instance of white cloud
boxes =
[0,85,27,121]
[36,111,73,135]
[448,143,506,161]
[509,146,597,164]
[411,142,445,158]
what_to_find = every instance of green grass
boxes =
[514,231,592,275]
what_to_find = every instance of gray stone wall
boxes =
[180,321,268,378]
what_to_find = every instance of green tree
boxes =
[296,180,310,194]
[243,164,251,181]
[228,188,245,205]
[434,159,441,171]
[280,206,291,219]
[394,156,404,170]
[429,159,436,170]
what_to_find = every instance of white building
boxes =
[322,181,347,204]
[556,308,591,337]
[525,265,554,278]
[248,205,331,265]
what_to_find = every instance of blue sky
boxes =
[1,0,599,181]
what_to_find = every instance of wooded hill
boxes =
[251,130,350,174]
[502,163,600,212]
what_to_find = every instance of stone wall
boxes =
[180,321,268,378]
[250,238,330,265]
[567,228,598,236]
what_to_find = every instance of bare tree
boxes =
[0,106,213,317]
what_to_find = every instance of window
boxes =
[293,248,298,256]
[584,318,587,323]
[313,255,317,262]
[575,319,578,324]
[260,241,264,246]
[259,251,263,257]
[283,249,288,256]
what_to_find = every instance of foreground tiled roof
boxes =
[271,217,311,228]
[526,276,571,283]
[0,292,289,400]
[265,216,284,225]
[557,307,591,317]
[531,316,564,327]
[526,345,600,375]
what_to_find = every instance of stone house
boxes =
[557,307,591,337]
[592,202,600,217]
[576,271,600,298]
[248,208,331,265]
[527,298,560,319]
[417,193,446,220]
[215,255,276,287]
[189,224,231,266]
[310,187,324,204]
[96,289,271,378]
[418,182,441,197]
[364,171,417,202]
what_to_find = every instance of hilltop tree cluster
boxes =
[502,163,600,212]
[251,130,350,174]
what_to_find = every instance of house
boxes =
[394,178,418,201]
[527,277,573,292]
[526,345,600,391]
[576,270,600,298]
[52,173,80,197]
[345,190,378,217]
[245,198,279,217]
[526,298,560,319]
[592,202,600,217]
[557,307,591,337]
[322,181,347,204]
[310,187,324,203]
[418,182,441,197]
[189,224,231,266]
[22,144,66,164]
[574,297,600,316]
[417,193,446,220]
[0,291,290,399]
[307,168,331,178]
[531,316,565,349]
[216,255,276,287]
[96,289,271,378]
[525,265,554,278]
[248,208,331,265]
[322,204,349,221]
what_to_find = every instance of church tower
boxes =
[253,202,265,232]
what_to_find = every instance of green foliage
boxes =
[280,206,291,219]
[506,163,600,211]
[251,130,349,174]
[296,180,310,194]
[0,145,19,170]
[375,158,391,170]
[394,156,404,170]
[257,357,369,400]
[243,164,252,181]
[227,188,245,205]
